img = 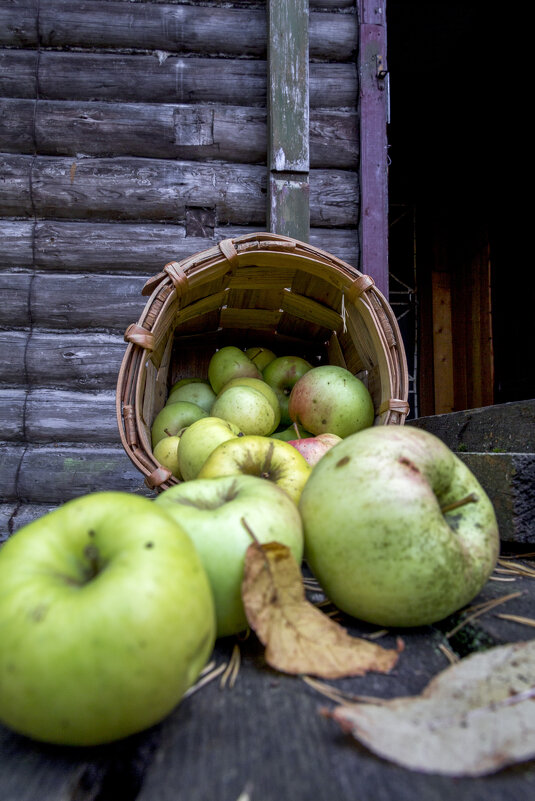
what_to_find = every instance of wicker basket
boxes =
[116,232,410,492]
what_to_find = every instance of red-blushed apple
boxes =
[0,492,216,746]
[262,355,312,425]
[216,377,281,430]
[299,425,500,627]
[211,385,277,436]
[288,364,374,438]
[155,475,304,636]
[151,401,208,448]
[197,434,311,504]
[287,433,342,466]
[208,346,261,393]
[177,416,243,481]
[245,346,277,372]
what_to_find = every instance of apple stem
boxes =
[440,492,478,514]
[292,422,302,439]
[241,517,260,544]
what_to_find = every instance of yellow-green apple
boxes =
[211,385,277,436]
[208,346,261,393]
[198,434,311,504]
[155,475,304,636]
[169,377,209,393]
[153,433,182,479]
[289,364,374,438]
[177,416,243,481]
[0,492,216,746]
[166,381,216,413]
[288,432,342,467]
[299,425,500,627]
[245,346,277,371]
[216,377,281,430]
[262,355,312,425]
[151,401,208,448]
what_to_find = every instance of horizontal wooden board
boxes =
[0,155,358,227]
[0,443,150,503]
[1,503,59,541]
[0,221,360,273]
[0,51,357,108]
[0,1,357,62]
[0,99,358,169]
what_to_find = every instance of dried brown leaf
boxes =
[241,540,401,679]
[326,640,535,777]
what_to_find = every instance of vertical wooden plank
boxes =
[267,0,310,241]
[358,0,388,296]
[431,270,455,414]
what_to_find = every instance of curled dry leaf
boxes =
[326,639,535,777]
[241,540,401,679]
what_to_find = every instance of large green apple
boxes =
[211,385,277,436]
[262,355,312,425]
[299,425,500,627]
[197,434,311,504]
[288,364,374,437]
[208,346,261,394]
[0,492,216,746]
[151,401,208,448]
[177,416,243,481]
[155,475,304,636]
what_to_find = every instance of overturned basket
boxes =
[117,232,410,492]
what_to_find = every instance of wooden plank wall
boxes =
[0,0,360,536]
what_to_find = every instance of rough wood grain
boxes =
[0,221,360,272]
[0,51,357,108]
[0,155,358,228]
[0,99,358,169]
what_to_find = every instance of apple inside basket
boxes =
[116,233,409,492]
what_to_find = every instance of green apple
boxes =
[262,355,312,425]
[208,346,262,394]
[153,434,182,479]
[177,416,243,481]
[169,377,209,393]
[288,364,374,438]
[299,425,500,627]
[217,377,281,430]
[287,432,342,466]
[211,385,277,436]
[166,381,216,413]
[155,475,304,636]
[245,346,277,372]
[0,492,216,746]
[271,422,313,441]
[151,401,208,448]
[198,434,311,504]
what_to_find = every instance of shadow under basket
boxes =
[116,232,410,492]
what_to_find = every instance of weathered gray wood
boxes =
[408,400,535,454]
[0,273,32,329]
[0,390,25,442]
[1,51,357,108]
[458,452,535,544]
[1,444,150,504]
[0,221,360,272]
[1,503,58,541]
[0,99,358,170]
[0,0,38,48]
[0,331,125,390]
[0,156,358,228]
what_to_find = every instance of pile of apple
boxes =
[0,344,500,748]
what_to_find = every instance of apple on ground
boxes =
[153,433,182,479]
[166,381,216,413]
[0,492,216,746]
[287,432,342,467]
[245,346,277,372]
[208,346,261,394]
[197,434,311,504]
[288,364,374,438]
[211,385,277,436]
[299,425,500,627]
[216,377,281,430]
[262,355,312,425]
[151,401,208,448]
[177,416,243,481]
[155,475,304,636]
